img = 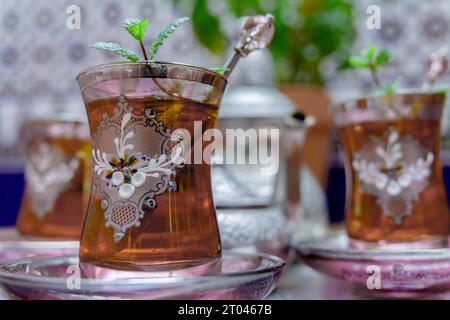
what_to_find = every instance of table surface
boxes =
[269,265,359,300]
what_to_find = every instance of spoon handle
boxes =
[223,14,275,79]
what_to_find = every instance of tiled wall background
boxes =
[2,0,449,98]
[0,0,217,98]
[329,0,450,96]
[0,0,219,165]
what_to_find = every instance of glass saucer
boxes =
[294,232,450,296]
[0,251,285,300]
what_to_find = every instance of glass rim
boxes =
[331,88,447,127]
[335,88,447,108]
[76,60,227,91]
[295,232,450,261]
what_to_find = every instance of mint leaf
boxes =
[210,67,229,74]
[348,57,369,68]
[362,46,377,61]
[376,49,390,66]
[148,17,190,60]
[123,18,149,41]
[345,45,392,90]
[89,42,140,62]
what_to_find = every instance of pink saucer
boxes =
[295,233,450,297]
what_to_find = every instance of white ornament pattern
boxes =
[352,128,434,224]
[92,94,185,242]
[93,113,184,200]
[26,143,79,218]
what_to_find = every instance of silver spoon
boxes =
[223,14,275,79]
[424,47,448,89]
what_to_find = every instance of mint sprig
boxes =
[88,42,140,62]
[89,17,190,62]
[148,17,189,60]
[347,45,390,89]
[346,45,450,97]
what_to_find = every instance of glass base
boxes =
[79,255,222,276]
[349,236,449,250]
[230,243,292,263]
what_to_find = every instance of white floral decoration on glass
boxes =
[92,113,184,200]
[352,128,434,224]
[26,143,80,218]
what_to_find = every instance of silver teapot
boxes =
[213,49,315,258]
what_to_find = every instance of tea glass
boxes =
[333,91,450,248]
[77,62,227,270]
[17,115,90,239]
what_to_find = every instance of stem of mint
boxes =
[139,40,148,61]
[369,66,381,88]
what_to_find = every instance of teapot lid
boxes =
[219,86,296,119]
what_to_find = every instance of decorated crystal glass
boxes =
[334,91,450,246]
[76,16,274,270]
[17,115,90,239]
[77,61,227,270]
[334,46,450,247]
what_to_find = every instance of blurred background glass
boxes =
[1,0,450,237]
